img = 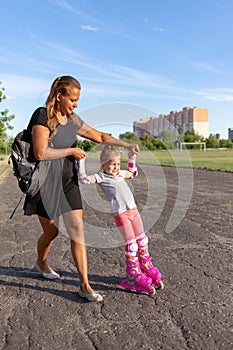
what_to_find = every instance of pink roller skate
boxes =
[139,255,164,289]
[120,258,156,295]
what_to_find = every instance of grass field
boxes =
[1,149,233,178]
[138,149,233,172]
[89,148,233,172]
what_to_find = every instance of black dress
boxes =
[23,107,84,219]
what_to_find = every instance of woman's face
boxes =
[57,87,80,115]
[102,157,121,176]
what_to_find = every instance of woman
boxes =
[24,75,139,302]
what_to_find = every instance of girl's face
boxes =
[56,87,80,115]
[102,157,121,176]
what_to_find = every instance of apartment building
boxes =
[133,107,209,139]
[228,128,233,141]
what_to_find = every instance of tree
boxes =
[0,82,15,153]
[220,139,233,148]
[77,139,96,152]
[177,124,186,143]
[158,130,176,143]
[205,134,220,148]
[156,131,175,149]
[119,131,140,142]
[140,133,155,150]
[180,129,204,149]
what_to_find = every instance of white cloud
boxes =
[152,26,165,32]
[0,73,50,98]
[196,88,233,102]
[111,64,172,88]
[191,61,222,74]
[203,94,233,102]
[28,38,173,90]
[81,25,98,32]
[50,0,98,22]
[1,40,211,104]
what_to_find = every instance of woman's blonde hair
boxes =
[100,146,121,164]
[46,75,81,134]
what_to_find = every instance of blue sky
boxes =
[1,0,233,139]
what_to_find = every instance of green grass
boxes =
[89,148,233,172]
[1,149,233,178]
[135,149,233,172]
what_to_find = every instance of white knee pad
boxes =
[125,241,138,257]
[128,242,138,252]
[138,236,148,248]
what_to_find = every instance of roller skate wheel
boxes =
[158,280,164,290]
[151,286,156,296]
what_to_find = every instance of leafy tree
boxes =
[159,130,176,142]
[177,124,184,142]
[219,138,233,148]
[119,131,140,143]
[140,133,155,150]
[0,82,15,153]
[77,139,96,152]
[181,129,204,149]
[205,134,220,148]
[158,130,176,149]
[152,137,167,150]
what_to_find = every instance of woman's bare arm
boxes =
[32,125,86,161]
[77,122,140,154]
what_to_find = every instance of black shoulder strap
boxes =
[9,194,24,220]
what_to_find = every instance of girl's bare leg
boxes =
[62,209,96,294]
[37,215,59,274]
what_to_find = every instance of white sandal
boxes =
[78,289,103,302]
[34,261,60,280]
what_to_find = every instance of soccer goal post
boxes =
[177,142,206,152]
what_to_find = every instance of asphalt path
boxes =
[0,164,232,350]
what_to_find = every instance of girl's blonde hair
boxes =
[46,75,81,134]
[100,146,121,165]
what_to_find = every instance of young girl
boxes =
[79,146,164,294]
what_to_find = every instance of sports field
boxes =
[136,149,233,172]
[1,149,233,177]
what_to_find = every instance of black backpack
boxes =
[11,129,40,197]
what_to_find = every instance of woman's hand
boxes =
[69,148,87,160]
[127,143,140,155]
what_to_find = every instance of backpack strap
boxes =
[9,194,24,220]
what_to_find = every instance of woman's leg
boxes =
[37,215,59,273]
[62,209,96,294]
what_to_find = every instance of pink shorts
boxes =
[114,208,144,242]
